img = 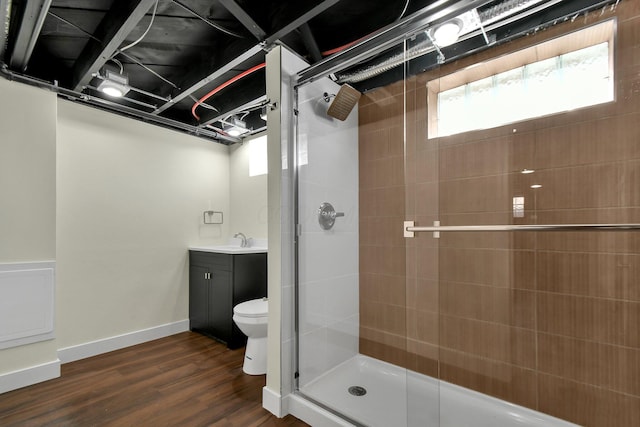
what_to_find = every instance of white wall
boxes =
[265,47,309,406]
[0,79,59,382]
[56,100,229,348]
[296,78,359,387]
[0,79,57,263]
[229,132,268,240]
[0,76,272,393]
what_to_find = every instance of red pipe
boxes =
[191,62,266,120]
[190,37,364,121]
[321,39,362,56]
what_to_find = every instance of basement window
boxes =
[249,135,268,177]
[428,20,614,139]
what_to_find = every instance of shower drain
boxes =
[348,385,367,396]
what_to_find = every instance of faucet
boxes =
[234,232,248,248]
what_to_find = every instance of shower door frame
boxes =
[290,78,369,427]
[290,1,525,425]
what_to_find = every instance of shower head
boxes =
[327,84,361,121]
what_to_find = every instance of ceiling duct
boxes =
[336,0,554,84]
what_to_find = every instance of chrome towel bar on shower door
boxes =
[403,221,640,238]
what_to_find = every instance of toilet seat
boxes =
[234,298,268,318]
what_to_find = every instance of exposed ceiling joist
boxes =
[263,0,341,46]
[2,0,620,145]
[71,0,157,91]
[218,0,266,41]
[169,0,246,39]
[200,94,267,128]
[152,44,263,116]
[298,0,489,84]
[8,0,52,71]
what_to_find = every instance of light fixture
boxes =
[431,19,463,47]
[530,184,542,189]
[97,69,130,98]
[223,116,249,137]
[521,169,535,174]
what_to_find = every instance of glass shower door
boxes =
[294,5,640,427]
[294,36,419,424]
[404,16,640,427]
[294,75,375,425]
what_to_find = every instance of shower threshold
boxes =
[298,355,579,427]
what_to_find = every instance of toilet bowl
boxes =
[233,297,268,375]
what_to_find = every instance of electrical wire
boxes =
[321,1,410,57]
[189,94,219,111]
[109,57,124,73]
[47,11,181,90]
[120,0,160,52]
[189,0,407,122]
[398,0,410,20]
[170,0,246,38]
[191,62,265,121]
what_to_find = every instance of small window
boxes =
[249,135,268,177]
[428,20,614,138]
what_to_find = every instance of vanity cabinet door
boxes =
[189,264,209,332]
[208,268,232,343]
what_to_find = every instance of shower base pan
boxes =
[294,355,578,427]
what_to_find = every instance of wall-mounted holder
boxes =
[318,202,344,230]
[203,211,223,224]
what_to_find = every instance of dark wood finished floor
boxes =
[0,332,309,427]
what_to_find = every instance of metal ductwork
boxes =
[336,0,613,84]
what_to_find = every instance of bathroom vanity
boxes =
[188,246,267,349]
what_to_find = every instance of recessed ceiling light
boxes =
[521,169,535,174]
[432,19,463,47]
[223,116,249,137]
[97,70,130,98]
[530,184,542,189]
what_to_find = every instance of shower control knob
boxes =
[318,202,344,230]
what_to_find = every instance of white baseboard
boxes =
[0,359,61,394]
[263,389,353,426]
[263,386,287,417]
[288,394,355,427]
[58,319,189,364]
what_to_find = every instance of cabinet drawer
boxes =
[189,251,232,271]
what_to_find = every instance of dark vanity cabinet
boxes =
[189,251,267,349]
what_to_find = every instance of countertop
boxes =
[189,245,268,254]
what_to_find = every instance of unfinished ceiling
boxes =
[0,0,618,144]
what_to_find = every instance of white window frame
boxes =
[427,19,615,139]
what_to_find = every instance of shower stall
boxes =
[287,1,639,426]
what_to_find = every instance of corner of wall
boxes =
[265,46,309,402]
[0,78,59,392]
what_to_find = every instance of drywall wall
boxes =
[0,79,59,380]
[265,46,309,408]
[229,132,268,240]
[0,79,56,262]
[56,100,230,348]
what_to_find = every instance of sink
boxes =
[189,245,267,254]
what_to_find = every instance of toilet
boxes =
[233,297,268,375]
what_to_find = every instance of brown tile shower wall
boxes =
[359,80,411,368]
[358,3,640,426]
